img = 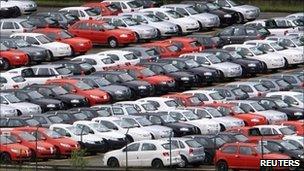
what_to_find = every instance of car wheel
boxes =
[0,153,11,164]
[16,110,22,116]
[216,160,228,171]
[151,159,164,168]
[47,50,54,61]
[107,157,119,167]
[237,12,245,24]
[30,149,36,161]
[2,59,10,70]
[108,37,118,48]
[135,33,140,43]
[198,21,203,31]
[156,29,162,39]
[176,25,183,36]
[54,146,61,158]
[283,58,289,69]
[150,133,155,140]
[179,155,188,167]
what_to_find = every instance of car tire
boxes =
[216,160,228,171]
[156,29,162,39]
[177,25,183,36]
[151,159,164,168]
[30,149,36,161]
[198,21,203,31]
[0,152,11,164]
[47,50,54,61]
[54,146,61,158]
[237,12,245,24]
[16,110,22,116]
[150,133,155,140]
[135,33,140,43]
[2,58,10,70]
[108,37,118,48]
[107,157,119,167]
[179,155,188,167]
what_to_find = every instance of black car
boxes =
[204,49,263,76]
[1,38,49,64]
[0,117,28,128]
[54,60,95,75]
[4,89,65,112]
[24,84,89,108]
[249,97,304,120]
[138,0,163,8]
[92,71,154,98]
[158,58,222,84]
[270,73,304,88]
[69,107,112,119]
[187,34,223,48]
[215,25,270,45]
[22,114,64,128]
[205,86,249,100]
[72,76,132,102]
[45,110,89,124]
[139,112,200,137]
[27,15,61,28]
[36,12,80,29]
[140,62,199,89]
[182,0,240,25]
[0,6,21,19]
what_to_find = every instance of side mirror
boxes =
[249,109,255,112]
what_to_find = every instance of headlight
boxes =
[79,43,85,46]
[47,104,56,108]
[298,155,304,159]
[14,56,20,59]
[251,118,260,122]
[60,143,71,148]
[11,149,20,154]
[224,14,231,18]
[37,146,46,151]
[90,95,100,99]
[181,77,189,81]
[180,128,189,132]
[160,81,167,85]
[248,63,256,67]
[71,99,80,103]
[86,140,96,144]
[115,90,123,95]
[294,112,302,116]
[120,34,128,38]
[138,85,147,89]
[204,72,212,76]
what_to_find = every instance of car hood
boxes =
[62,37,89,45]
[234,58,260,64]
[193,13,218,19]
[144,75,173,83]
[232,5,259,12]
[211,9,236,16]
[29,141,54,148]
[128,25,155,32]
[83,89,107,97]
[211,62,241,70]
[99,85,130,93]
[18,47,46,53]
[167,71,194,78]
[6,143,29,151]
[174,16,197,25]
[148,21,175,28]
[97,131,125,139]
[43,42,70,49]
[82,134,104,142]
[256,110,287,119]
[280,49,303,55]
[212,116,244,125]
[9,102,40,109]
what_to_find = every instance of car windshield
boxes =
[80,63,93,70]
[189,96,202,105]
[12,76,25,83]
[235,134,249,142]
[186,6,199,15]
[101,57,115,64]
[206,55,222,64]
[126,106,138,115]
[291,37,304,46]
[59,30,73,39]
[44,129,62,139]
[249,47,264,55]
[270,42,285,51]
[95,77,111,86]
[15,39,31,47]
[280,141,298,150]
[141,68,156,77]
[232,88,247,96]
[36,35,52,44]
[20,20,35,28]
[210,92,225,100]
[185,139,202,148]
[206,108,224,117]
[52,86,68,95]
[251,102,265,111]
[85,8,100,16]
[73,113,88,120]
[124,53,138,60]
[206,2,221,10]
[107,4,119,12]
[165,100,180,107]
[123,18,139,26]
[136,117,153,126]
[142,103,157,111]
[146,48,159,56]
[119,73,134,82]
[297,74,304,81]
[163,64,179,73]
[0,136,14,145]
[113,119,134,128]
[166,10,183,19]
[102,22,116,30]
[28,91,44,99]
[76,81,93,90]
[48,116,64,123]
[229,51,243,59]
[274,99,289,107]
[214,52,231,61]
[279,127,295,135]
[56,67,71,75]
[227,0,242,6]
[127,0,142,8]
[275,79,290,87]
[254,84,269,91]
[145,14,162,22]
[66,126,88,135]
[89,123,110,132]
[183,111,199,120]
[294,94,304,102]
[167,45,181,52]
[185,59,200,68]
[232,106,246,113]
[19,132,36,141]
[160,114,178,123]
[3,94,21,103]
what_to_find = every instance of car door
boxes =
[231,27,246,44]
[245,27,259,41]
[238,146,260,169]
[220,145,239,167]
[25,36,41,46]
[90,22,107,44]
[140,143,158,166]
[1,21,16,36]
[71,22,92,40]
[218,27,234,45]
[121,142,141,166]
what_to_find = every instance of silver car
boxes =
[162,4,220,29]
[0,18,36,36]
[102,16,158,41]
[119,12,179,37]
[181,52,242,78]
[0,104,18,117]
[226,81,271,97]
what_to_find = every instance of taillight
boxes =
[125,62,131,66]
[13,85,19,89]
[162,152,169,156]
[284,30,288,35]
[257,92,262,96]
[189,148,193,155]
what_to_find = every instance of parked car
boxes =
[54,60,95,75]
[0,43,29,70]
[187,34,221,48]
[97,50,140,66]
[115,101,158,113]
[71,54,117,71]
[248,77,293,91]
[104,0,143,13]
[161,37,204,53]
[123,46,159,62]
[163,93,204,107]
[137,97,182,111]
[245,19,295,36]
[0,4,21,19]
[138,0,163,8]
[23,114,64,128]
[226,81,270,97]
[68,20,136,48]
[27,15,62,29]
[254,125,296,137]
[83,2,122,16]
[0,19,36,36]
[182,89,225,104]
[36,11,80,29]
[0,117,28,127]
[269,73,304,88]
[46,110,90,124]
[205,86,249,100]
[266,36,304,53]
[281,120,304,136]
[59,7,101,20]
[142,41,183,58]
[266,91,304,108]
[0,72,28,90]
[0,104,18,117]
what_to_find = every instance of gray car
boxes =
[102,16,158,41]
[1,38,49,64]
[181,52,242,78]
[226,81,271,98]
[0,104,18,117]
[248,77,293,91]
[205,86,249,100]
[123,46,159,62]
[0,18,35,36]
[71,76,133,102]
[119,12,179,37]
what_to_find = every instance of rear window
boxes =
[162,143,178,150]
[185,140,202,148]
[85,8,100,16]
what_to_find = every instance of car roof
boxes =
[230,100,258,104]
[184,89,218,94]
[60,7,92,10]
[267,91,301,95]
[223,44,255,48]
[255,125,287,129]
[245,40,276,44]
[11,33,44,37]
[162,4,192,8]
[73,120,95,125]
[31,64,63,68]
[51,123,73,128]
[141,8,172,12]
[93,116,121,121]
[140,62,169,66]
[99,50,132,54]
[227,81,261,86]
[0,18,27,22]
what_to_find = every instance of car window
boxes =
[169,112,184,120]
[239,85,253,92]
[83,58,97,65]
[148,116,161,124]
[176,8,189,16]
[155,12,168,20]
[220,27,233,36]
[240,146,253,155]
[124,143,140,152]
[222,145,237,154]
[141,143,157,151]
[108,54,120,61]
[245,27,257,36]
[284,96,298,105]
[261,80,275,88]
[2,22,14,29]
[0,77,7,83]
[112,108,124,115]
[233,27,246,36]
[45,33,57,41]
[99,121,118,130]
[78,22,91,30]
[179,141,186,148]
[26,37,40,45]
[37,68,50,76]
[239,103,254,113]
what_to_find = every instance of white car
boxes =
[265,91,304,108]
[104,0,143,13]
[254,125,296,137]
[161,4,220,29]
[188,107,245,131]
[59,7,101,20]
[0,92,41,115]
[245,19,294,36]
[0,0,37,14]
[244,40,304,66]
[286,13,304,21]
[283,136,304,149]
[164,108,220,134]
[0,72,29,90]
[103,140,182,167]
[0,19,36,36]
[136,97,182,111]
[266,36,304,53]
[10,33,72,59]
[182,90,225,104]
[273,17,304,33]
[97,50,140,66]
[223,44,285,70]
[72,54,117,71]
[0,104,18,117]
[115,101,158,113]
[92,116,152,142]
[140,8,200,34]
[232,100,288,124]
[120,115,172,139]
[226,81,270,97]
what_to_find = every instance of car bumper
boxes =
[118,37,137,44]
[188,155,205,164]
[138,32,158,40]
[28,53,47,63]
[163,156,182,166]
[201,20,220,28]
[53,50,72,58]
[73,44,92,54]
[225,71,242,78]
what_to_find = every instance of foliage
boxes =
[70,149,88,170]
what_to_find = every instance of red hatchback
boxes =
[68,20,136,48]
[46,78,111,106]
[83,2,122,16]
[280,120,304,136]
[0,43,29,70]
[161,37,204,54]
[34,28,92,55]
[14,127,79,157]
[142,41,183,58]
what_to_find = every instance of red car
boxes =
[0,134,31,162]
[3,130,55,160]
[83,2,122,16]
[142,41,183,58]
[14,127,79,157]
[162,93,204,106]
[0,43,29,70]
[204,103,267,126]
[280,120,304,135]
[34,28,92,55]
[46,78,110,106]
[68,20,136,48]
[107,65,175,92]
[161,37,204,54]
[215,142,290,171]
[226,127,282,143]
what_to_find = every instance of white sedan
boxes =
[266,36,304,53]
[10,33,72,59]
[59,7,101,20]
[182,90,225,104]
[0,0,37,14]
[103,140,182,168]
[136,97,182,111]
[72,54,117,71]
[97,50,140,66]
[0,72,29,90]
[266,91,304,108]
